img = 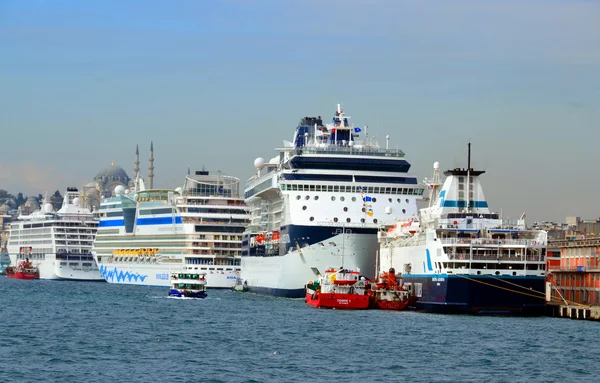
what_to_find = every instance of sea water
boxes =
[0,277,597,383]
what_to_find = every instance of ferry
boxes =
[241,104,423,297]
[6,188,102,281]
[93,171,249,288]
[378,144,547,315]
[169,271,207,298]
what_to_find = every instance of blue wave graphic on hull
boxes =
[99,265,148,283]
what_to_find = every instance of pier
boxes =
[546,302,600,321]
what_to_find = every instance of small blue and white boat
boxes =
[169,271,208,298]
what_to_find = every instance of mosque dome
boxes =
[94,164,131,184]
[0,204,9,213]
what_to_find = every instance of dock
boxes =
[546,302,600,321]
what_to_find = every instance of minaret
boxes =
[134,145,140,180]
[148,141,154,189]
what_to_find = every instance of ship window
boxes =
[372,198,377,202]
[302,206,307,210]
[334,186,340,192]
[333,217,339,222]
[402,209,406,214]
[328,185,333,192]
[296,195,301,200]
[309,185,315,191]
[343,207,348,212]
[331,196,336,201]
[310,217,314,221]
[397,198,401,203]
[361,218,365,223]
[314,196,319,200]
[405,198,409,203]
[340,197,345,202]
[388,198,392,202]
[373,219,378,224]
[352,197,356,202]
[305,195,310,200]
[346,218,351,223]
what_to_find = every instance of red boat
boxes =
[305,268,371,310]
[370,268,411,311]
[5,259,39,280]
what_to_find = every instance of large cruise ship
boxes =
[92,171,249,288]
[241,104,424,297]
[7,188,102,280]
[378,144,547,315]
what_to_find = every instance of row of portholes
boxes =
[303,205,407,214]
[296,195,410,204]
[309,217,379,224]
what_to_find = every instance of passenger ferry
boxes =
[6,188,102,281]
[169,270,207,298]
[378,144,548,315]
[93,171,249,288]
[241,104,423,297]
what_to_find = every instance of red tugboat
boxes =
[371,268,411,310]
[305,268,371,310]
[5,258,39,280]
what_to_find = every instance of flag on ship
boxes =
[359,187,374,216]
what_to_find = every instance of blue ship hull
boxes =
[405,274,546,316]
[169,289,207,299]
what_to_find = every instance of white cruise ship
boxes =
[92,171,249,288]
[377,144,547,315]
[241,104,424,297]
[7,188,102,280]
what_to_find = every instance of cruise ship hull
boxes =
[241,231,378,298]
[97,262,238,288]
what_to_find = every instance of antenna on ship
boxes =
[466,142,471,213]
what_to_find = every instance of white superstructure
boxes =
[241,104,423,297]
[93,171,249,288]
[7,188,102,281]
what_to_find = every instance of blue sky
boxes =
[0,0,598,222]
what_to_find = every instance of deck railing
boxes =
[440,238,544,247]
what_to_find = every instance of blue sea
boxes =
[0,277,597,383]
